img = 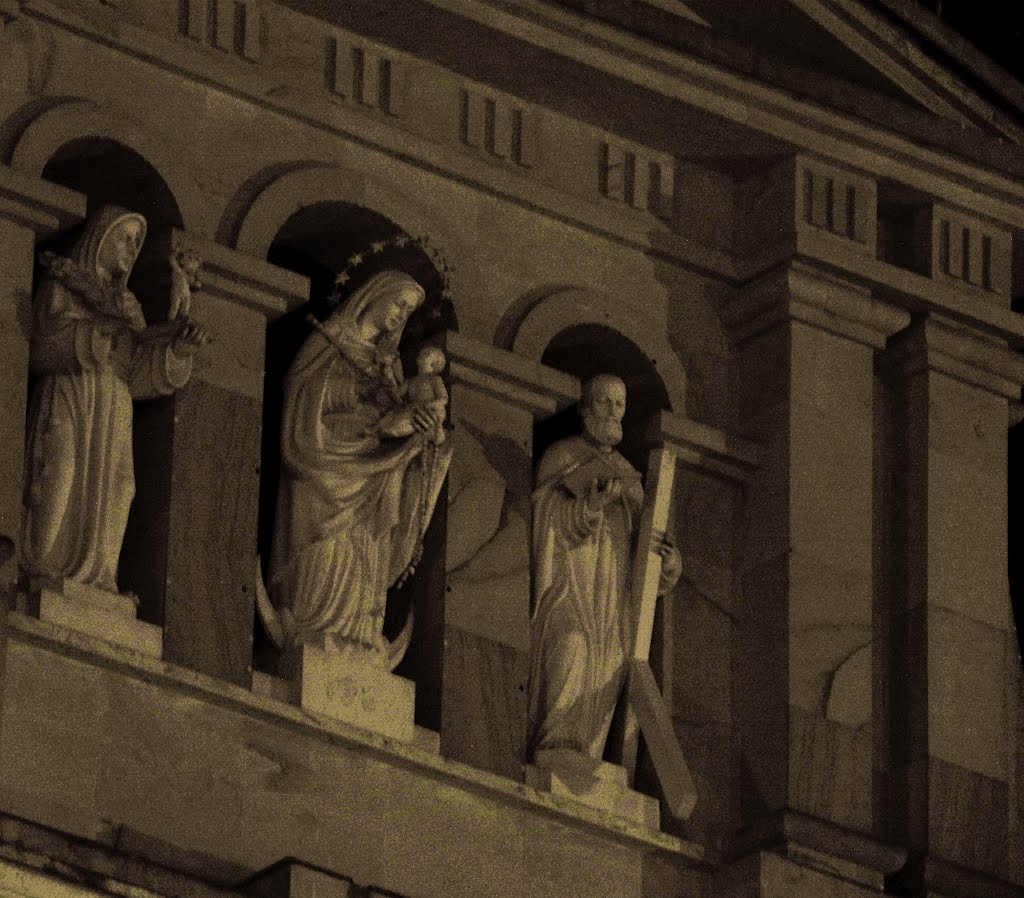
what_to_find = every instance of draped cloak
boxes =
[21,206,192,593]
[527,436,643,759]
[269,273,453,665]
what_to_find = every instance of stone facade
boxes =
[0,1,1022,897]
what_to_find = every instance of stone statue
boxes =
[397,346,448,444]
[269,271,453,668]
[528,374,682,761]
[21,206,210,594]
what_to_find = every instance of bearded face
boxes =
[581,376,626,449]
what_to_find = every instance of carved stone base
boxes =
[525,748,660,830]
[281,643,416,742]
[27,579,162,658]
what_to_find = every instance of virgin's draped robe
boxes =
[528,435,643,759]
[270,277,452,667]
[22,207,192,593]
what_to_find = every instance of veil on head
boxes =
[73,205,148,278]
[289,270,427,381]
[327,270,426,353]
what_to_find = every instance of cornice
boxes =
[411,0,1024,228]
[880,313,1024,400]
[0,164,84,235]
[725,262,910,349]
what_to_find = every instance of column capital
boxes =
[725,261,910,349]
[880,313,1024,401]
[446,330,579,416]
[0,165,84,235]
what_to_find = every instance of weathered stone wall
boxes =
[0,2,1022,897]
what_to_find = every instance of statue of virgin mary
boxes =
[269,270,453,669]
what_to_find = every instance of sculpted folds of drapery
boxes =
[528,375,681,762]
[21,207,206,594]
[270,271,453,668]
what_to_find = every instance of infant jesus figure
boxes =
[388,346,449,444]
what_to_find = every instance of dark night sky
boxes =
[914,0,1024,80]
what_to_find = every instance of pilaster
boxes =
[725,261,909,882]
[878,313,1024,894]
[439,330,577,778]
[119,232,308,687]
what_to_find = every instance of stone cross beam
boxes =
[624,447,697,820]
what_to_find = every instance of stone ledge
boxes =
[797,227,1024,348]
[726,810,907,884]
[0,165,85,235]
[726,262,910,349]
[646,409,759,483]
[526,750,660,831]
[880,313,1024,399]
[897,854,1024,898]
[446,331,579,415]
[172,230,309,319]
[0,814,241,898]
[1,610,713,867]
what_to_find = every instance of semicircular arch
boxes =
[508,286,688,414]
[230,163,478,304]
[10,99,208,233]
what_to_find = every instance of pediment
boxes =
[558,0,1024,144]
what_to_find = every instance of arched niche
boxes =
[228,162,478,308]
[500,285,689,418]
[252,198,456,725]
[535,324,672,475]
[533,322,674,773]
[39,137,183,322]
[11,99,207,236]
[26,134,188,623]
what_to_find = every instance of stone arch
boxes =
[229,162,478,306]
[9,99,208,234]
[503,286,689,415]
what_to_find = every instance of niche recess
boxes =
[255,200,456,729]
[37,137,183,623]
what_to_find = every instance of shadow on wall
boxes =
[643,219,745,851]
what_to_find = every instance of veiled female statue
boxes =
[21,205,208,594]
[269,271,453,669]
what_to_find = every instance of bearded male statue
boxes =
[528,373,682,762]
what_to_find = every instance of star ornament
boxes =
[336,272,351,285]
[394,235,410,248]
[347,252,364,267]
[371,241,387,254]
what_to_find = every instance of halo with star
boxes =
[326,231,454,312]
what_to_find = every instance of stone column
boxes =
[439,331,577,778]
[879,314,1024,894]
[0,166,84,595]
[119,233,307,687]
[725,261,909,885]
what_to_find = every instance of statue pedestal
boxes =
[26,579,162,658]
[525,748,660,830]
[282,644,416,742]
